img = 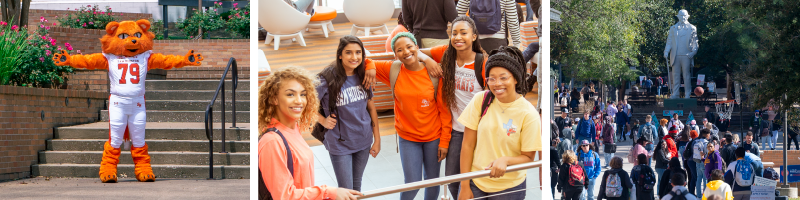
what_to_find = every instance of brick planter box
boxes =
[760,150,800,188]
[0,86,107,181]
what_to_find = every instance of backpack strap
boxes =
[267,127,294,177]
[389,60,403,99]
[474,53,485,90]
[479,91,494,121]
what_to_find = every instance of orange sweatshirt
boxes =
[259,118,336,200]
[366,59,452,148]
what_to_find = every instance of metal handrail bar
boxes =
[358,160,543,199]
[203,57,238,179]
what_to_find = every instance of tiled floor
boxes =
[312,135,543,200]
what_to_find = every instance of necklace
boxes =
[499,103,512,113]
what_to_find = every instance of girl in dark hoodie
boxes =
[598,157,632,200]
[653,139,671,195]
[658,157,687,198]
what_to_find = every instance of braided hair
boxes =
[440,16,486,109]
[484,46,533,98]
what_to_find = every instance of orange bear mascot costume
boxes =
[52,19,204,183]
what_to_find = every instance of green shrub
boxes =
[176,2,225,39]
[7,17,74,88]
[56,4,118,29]
[0,21,27,85]
[224,2,250,38]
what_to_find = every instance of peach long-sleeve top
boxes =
[259,118,336,200]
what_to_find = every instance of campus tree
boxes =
[1,0,31,27]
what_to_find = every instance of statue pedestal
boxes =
[663,98,697,109]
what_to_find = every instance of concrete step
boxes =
[38,151,249,165]
[32,164,248,179]
[55,122,250,141]
[144,100,250,111]
[101,110,249,123]
[143,90,249,101]
[145,80,249,91]
[47,139,249,152]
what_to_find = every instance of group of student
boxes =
[258,11,542,200]
[551,100,786,200]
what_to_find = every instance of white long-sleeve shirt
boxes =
[456,0,521,46]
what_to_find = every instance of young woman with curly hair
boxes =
[257,66,361,200]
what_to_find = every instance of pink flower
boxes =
[50,39,56,46]
[87,5,91,7]
[82,23,86,27]
[0,21,7,26]
[88,22,94,25]
[53,23,56,26]
[93,12,96,15]
[120,13,123,16]
[66,46,73,51]
[46,50,51,55]
[57,46,62,51]
[39,57,44,62]
[40,16,45,22]
[77,50,81,54]
[77,19,80,22]
[233,3,238,7]
[11,25,17,30]
[40,24,45,28]
[244,11,248,15]
[45,26,50,30]
[214,9,217,12]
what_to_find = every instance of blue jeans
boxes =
[525,0,535,21]
[329,147,371,191]
[687,160,697,194]
[604,152,614,167]
[581,178,597,200]
[695,162,706,197]
[445,130,464,199]
[646,144,654,165]
[655,168,666,195]
[616,124,626,142]
[769,131,780,149]
[399,137,441,200]
[470,179,527,199]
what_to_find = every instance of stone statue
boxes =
[664,9,699,99]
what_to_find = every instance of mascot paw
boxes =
[136,172,156,182]
[185,50,204,65]
[52,50,71,66]
[100,173,118,183]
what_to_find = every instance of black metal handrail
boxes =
[203,57,238,179]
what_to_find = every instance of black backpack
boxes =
[682,139,696,160]
[472,53,486,90]
[310,74,341,142]
[669,190,693,200]
[259,128,294,200]
[636,166,657,191]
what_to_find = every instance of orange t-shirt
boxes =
[259,118,336,200]
[367,59,452,148]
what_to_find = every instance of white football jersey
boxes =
[104,51,152,97]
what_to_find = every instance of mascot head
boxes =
[101,19,155,57]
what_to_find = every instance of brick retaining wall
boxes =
[761,150,800,188]
[0,86,107,181]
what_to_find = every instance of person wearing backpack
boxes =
[662,173,698,200]
[659,157,688,199]
[456,0,521,52]
[416,16,491,199]
[719,134,737,166]
[682,130,699,196]
[402,0,458,48]
[577,140,602,200]
[748,110,763,144]
[559,150,588,200]
[457,46,541,200]
[640,115,658,151]
[598,157,633,200]
[702,170,733,200]
[723,148,758,200]
[372,33,453,200]
[314,36,382,192]
[601,117,616,169]
[654,139,672,196]
[632,154,658,200]
[692,130,711,196]
[258,66,362,200]
[552,138,563,199]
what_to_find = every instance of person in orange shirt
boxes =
[258,66,362,200]
[370,32,452,200]
[418,16,489,200]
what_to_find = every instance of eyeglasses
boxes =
[486,76,512,84]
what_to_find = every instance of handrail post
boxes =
[221,78,227,153]
[207,108,214,180]
[231,59,238,128]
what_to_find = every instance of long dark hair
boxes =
[441,16,486,109]
[319,36,372,113]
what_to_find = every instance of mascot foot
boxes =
[99,141,121,183]
[131,144,156,182]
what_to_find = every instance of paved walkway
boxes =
[0,177,249,200]
[312,134,544,200]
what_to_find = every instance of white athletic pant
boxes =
[108,95,147,148]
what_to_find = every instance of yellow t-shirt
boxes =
[457,91,542,193]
